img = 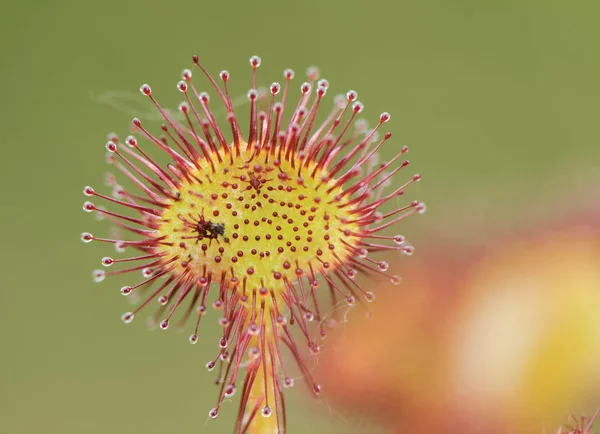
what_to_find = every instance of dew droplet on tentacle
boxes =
[121,312,134,324]
[261,406,272,418]
[93,270,105,282]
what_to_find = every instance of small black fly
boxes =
[195,215,226,243]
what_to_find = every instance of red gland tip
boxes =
[270,82,281,95]
[132,118,141,128]
[301,82,311,94]
[177,80,188,92]
[182,68,192,81]
[309,342,320,355]
[126,136,138,147]
[306,66,319,80]
[224,384,236,398]
[81,232,93,243]
[83,201,95,212]
[114,241,126,253]
[284,68,295,80]
[352,101,364,113]
[346,90,358,101]
[261,406,272,418]
[139,84,151,96]
[394,234,406,244]
[178,102,189,113]
[83,186,94,196]
[121,312,134,323]
[247,323,259,335]
[93,269,105,282]
[105,141,117,153]
[380,112,391,123]
[250,55,261,68]
[403,245,415,256]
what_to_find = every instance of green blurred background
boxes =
[1,0,599,433]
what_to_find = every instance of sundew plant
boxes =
[82,55,423,433]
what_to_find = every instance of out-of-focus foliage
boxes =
[320,208,600,433]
